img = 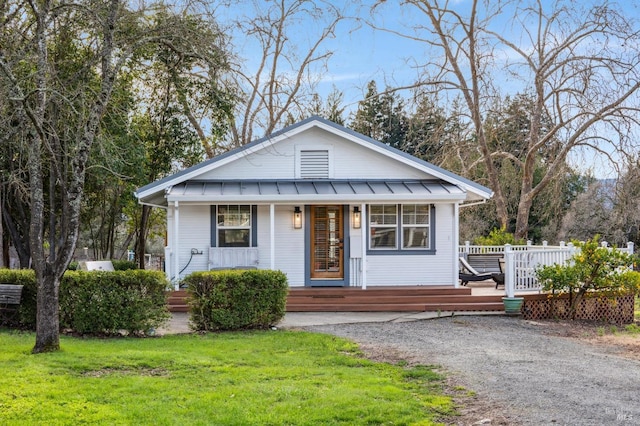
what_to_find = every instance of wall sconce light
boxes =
[293,206,302,229]
[352,206,361,229]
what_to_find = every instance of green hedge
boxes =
[0,269,169,335]
[183,269,289,331]
[68,260,138,271]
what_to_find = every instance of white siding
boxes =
[175,205,211,279]
[198,127,436,180]
[257,205,306,286]
[365,203,456,286]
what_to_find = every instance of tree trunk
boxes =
[137,204,151,269]
[33,269,60,353]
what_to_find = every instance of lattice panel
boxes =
[523,294,636,324]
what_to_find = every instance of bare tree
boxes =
[228,0,346,147]
[372,0,640,239]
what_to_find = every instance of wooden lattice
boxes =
[522,293,636,324]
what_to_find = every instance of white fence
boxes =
[460,241,635,297]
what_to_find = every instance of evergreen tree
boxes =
[350,81,407,148]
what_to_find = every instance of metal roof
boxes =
[161,179,467,204]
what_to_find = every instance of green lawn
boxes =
[0,330,454,425]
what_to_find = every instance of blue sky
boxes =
[216,0,640,179]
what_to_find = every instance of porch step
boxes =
[286,303,505,312]
[286,286,504,312]
[167,287,505,313]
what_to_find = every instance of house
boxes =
[135,116,493,290]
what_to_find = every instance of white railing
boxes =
[460,241,635,297]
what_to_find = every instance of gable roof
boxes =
[135,116,493,207]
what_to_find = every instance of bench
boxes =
[465,254,504,288]
[0,284,24,326]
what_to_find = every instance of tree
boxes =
[350,80,407,148]
[309,86,346,125]
[402,90,451,163]
[372,0,640,239]
[228,0,346,147]
[0,0,231,353]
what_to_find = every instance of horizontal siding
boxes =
[257,205,306,286]
[177,205,211,279]
[198,127,435,180]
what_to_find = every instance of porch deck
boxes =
[167,281,507,313]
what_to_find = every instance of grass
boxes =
[0,330,454,425]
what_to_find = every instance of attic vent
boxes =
[300,150,329,178]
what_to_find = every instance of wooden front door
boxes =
[310,205,344,280]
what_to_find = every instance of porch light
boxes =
[352,206,361,229]
[293,206,302,229]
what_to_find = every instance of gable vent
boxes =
[300,150,329,178]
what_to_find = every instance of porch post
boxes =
[504,244,515,298]
[173,200,180,290]
[270,204,275,270]
[361,203,367,289]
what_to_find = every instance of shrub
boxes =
[60,270,170,335]
[111,260,138,271]
[536,236,640,319]
[184,269,289,331]
[0,268,170,334]
[473,226,526,246]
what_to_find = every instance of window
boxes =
[217,205,251,247]
[369,204,432,252]
[402,204,430,249]
[370,205,398,249]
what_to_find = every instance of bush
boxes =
[0,268,170,334]
[184,269,289,331]
[111,260,138,271]
[536,236,640,319]
[473,226,526,246]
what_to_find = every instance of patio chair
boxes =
[459,257,494,286]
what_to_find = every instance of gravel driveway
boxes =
[305,316,640,425]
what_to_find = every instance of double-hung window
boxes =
[370,205,398,249]
[402,204,430,249]
[217,205,251,247]
[369,204,432,252]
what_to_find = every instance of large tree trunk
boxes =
[33,269,60,352]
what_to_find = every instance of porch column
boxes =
[270,204,275,270]
[173,200,180,290]
[453,202,460,288]
[361,203,367,289]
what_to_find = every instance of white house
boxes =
[135,116,493,290]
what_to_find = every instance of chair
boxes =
[459,257,494,286]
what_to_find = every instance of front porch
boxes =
[167,280,508,313]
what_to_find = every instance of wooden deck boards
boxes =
[167,284,506,313]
